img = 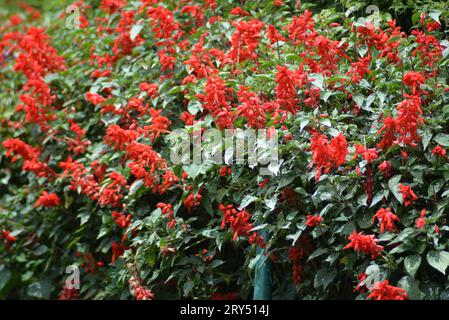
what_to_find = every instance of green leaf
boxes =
[421,130,432,150]
[264,194,277,211]
[0,266,11,292]
[369,191,384,208]
[239,195,259,210]
[130,24,143,41]
[210,260,225,268]
[353,94,375,111]
[129,179,144,195]
[309,73,324,90]
[427,250,449,274]
[314,267,336,289]
[388,175,402,204]
[299,118,309,132]
[250,223,268,232]
[428,11,441,23]
[27,281,51,299]
[434,134,449,147]
[183,164,201,179]
[397,276,424,300]
[404,255,421,278]
[183,280,194,296]
[308,248,329,261]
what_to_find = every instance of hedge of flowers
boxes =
[1,0,449,300]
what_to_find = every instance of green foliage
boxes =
[1,0,449,300]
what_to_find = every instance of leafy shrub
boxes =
[1,0,449,300]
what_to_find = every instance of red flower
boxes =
[140,82,158,99]
[112,211,132,229]
[68,121,90,155]
[377,116,397,150]
[100,0,125,14]
[58,284,79,300]
[288,247,304,284]
[111,241,125,264]
[344,230,383,259]
[266,25,286,44]
[158,50,176,71]
[288,236,312,284]
[310,132,348,180]
[167,219,177,229]
[219,166,232,177]
[157,202,176,228]
[1,230,16,246]
[288,10,315,44]
[399,184,418,206]
[85,92,106,105]
[367,280,408,300]
[236,86,270,129]
[432,145,446,157]
[144,108,171,142]
[416,209,426,229]
[104,124,139,150]
[353,144,379,163]
[403,71,425,94]
[258,178,270,188]
[230,7,250,17]
[34,191,60,208]
[426,21,441,32]
[129,276,154,300]
[3,138,40,161]
[199,75,233,129]
[411,29,442,74]
[435,225,440,234]
[396,95,423,148]
[132,285,154,300]
[305,215,322,227]
[218,204,265,248]
[372,207,400,233]
[275,65,302,113]
[147,6,181,42]
[97,171,128,208]
[347,55,371,83]
[378,161,392,179]
[354,273,368,292]
[157,202,174,219]
[2,138,52,177]
[59,157,100,201]
[227,19,264,63]
[180,111,195,125]
[183,189,202,214]
[13,27,65,79]
[180,5,205,26]
[330,133,348,166]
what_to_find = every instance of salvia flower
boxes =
[344,230,383,259]
[34,191,60,208]
[399,184,418,206]
[372,207,400,233]
[305,215,322,227]
[366,280,408,300]
[432,145,446,157]
[416,209,426,229]
[112,211,131,229]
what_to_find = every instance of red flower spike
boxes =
[367,280,408,300]
[344,230,383,259]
